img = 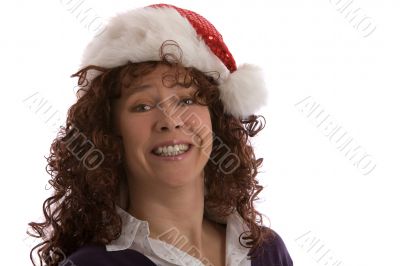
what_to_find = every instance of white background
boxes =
[1,0,399,265]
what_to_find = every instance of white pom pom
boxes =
[218,64,268,118]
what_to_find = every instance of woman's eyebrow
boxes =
[124,84,153,98]
[124,84,195,98]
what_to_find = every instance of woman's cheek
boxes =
[181,107,212,148]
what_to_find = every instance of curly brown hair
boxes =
[28,46,272,266]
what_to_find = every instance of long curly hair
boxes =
[28,45,272,266]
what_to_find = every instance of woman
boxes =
[28,3,293,266]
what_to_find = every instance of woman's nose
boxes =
[156,116,184,132]
[154,100,185,132]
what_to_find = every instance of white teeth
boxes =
[154,144,189,156]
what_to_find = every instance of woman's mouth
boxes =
[151,144,193,160]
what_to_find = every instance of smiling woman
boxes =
[112,63,214,190]
[27,3,293,266]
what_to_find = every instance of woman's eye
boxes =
[179,98,194,106]
[130,98,193,112]
[131,104,152,112]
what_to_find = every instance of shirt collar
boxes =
[105,206,147,251]
[106,206,251,261]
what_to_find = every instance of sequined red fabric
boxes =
[149,3,237,72]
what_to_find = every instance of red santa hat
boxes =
[78,3,268,119]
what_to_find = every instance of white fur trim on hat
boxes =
[80,7,229,80]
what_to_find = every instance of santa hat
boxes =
[78,3,267,119]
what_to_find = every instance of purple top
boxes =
[60,229,293,266]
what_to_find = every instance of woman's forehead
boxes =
[122,83,196,100]
[120,64,197,97]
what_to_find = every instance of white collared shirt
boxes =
[106,207,252,266]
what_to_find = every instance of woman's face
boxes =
[112,64,213,188]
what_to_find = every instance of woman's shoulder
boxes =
[251,227,294,266]
[60,245,156,266]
